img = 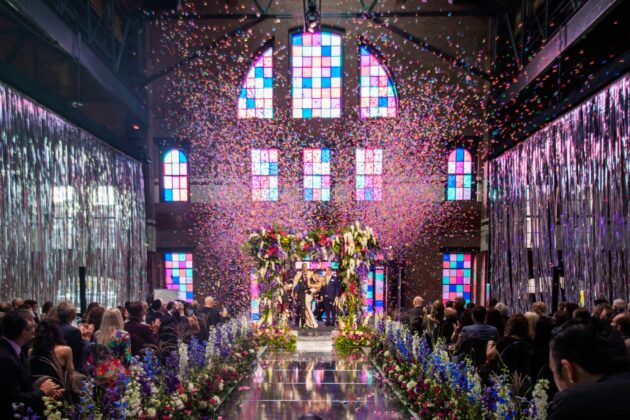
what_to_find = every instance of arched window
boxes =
[291,31,343,119]
[237,46,273,119]
[359,45,398,118]
[447,148,473,200]
[163,149,188,202]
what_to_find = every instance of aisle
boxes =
[222,333,405,419]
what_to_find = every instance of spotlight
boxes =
[303,0,321,33]
[132,123,141,131]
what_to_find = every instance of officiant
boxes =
[323,268,340,326]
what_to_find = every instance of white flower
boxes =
[406,380,417,390]
[147,408,156,418]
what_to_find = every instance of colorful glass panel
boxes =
[442,253,472,303]
[251,149,279,201]
[237,46,273,119]
[163,149,188,202]
[447,148,473,200]
[164,252,194,301]
[291,32,343,118]
[359,46,397,118]
[356,148,383,201]
[303,148,331,201]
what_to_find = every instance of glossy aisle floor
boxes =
[222,335,405,419]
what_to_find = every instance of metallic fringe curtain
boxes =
[0,81,146,308]
[489,74,630,312]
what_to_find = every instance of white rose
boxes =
[147,408,156,418]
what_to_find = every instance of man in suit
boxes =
[453,305,498,352]
[0,310,61,417]
[199,296,228,328]
[56,301,88,373]
[323,268,339,326]
[125,302,159,356]
[403,296,425,336]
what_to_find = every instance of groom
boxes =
[324,268,339,326]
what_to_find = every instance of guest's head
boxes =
[301,263,308,272]
[445,300,454,309]
[558,302,567,312]
[19,303,34,313]
[1,310,36,346]
[611,313,630,337]
[41,301,54,318]
[552,310,570,327]
[486,307,505,335]
[11,297,24,310]
[86,302,100,315]
[117,305,128,321]
[95,309,125,345]
[532,301,548,317]
[524,311,539,338]
[550,319,629,392]
[56,301,77,324]
[444,307,458,321]
[593,303,612,321]
[151,299,162,311]
[564,302,579,318]
[465,302,476,310]
[412,296,424,308]
[487,297,498,309]
[593,298,609,307]
[86,306,105,331]
[505,313,529,339]
[32,318,65,356]
[204,296,216,307]
[454,297,466,311]
[612,299,626,314]
[471,306,487,324]
[127,302,146,322]
[0,302,11,314]
[572,307,591,323]
[191,300,199,311]
[24,299,38,313]
[431,300,444,321]
[495,302,508,318]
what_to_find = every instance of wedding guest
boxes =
[125,302,159,356]
[40,301,54,320]
[57,302,89,374]
[495,302,509,324]
[24,300,39,324]
[548,319,630,419]
[117,305,129,322]
[323,268,340,326]
[200,296,227,327]
[524,311,539,339]
[611,313,630,356]
[453,306,498,364]
[30,318,76,395]
[0,310,62,417]
[483,314,533,381]
[453,297,466,319]
[85,306,105,334]
[94,309,131,364]
[572,307,591,323]
[552,309,569,327]
[611,299,626,315]
[11,297,24,310]
[403,296,424,336]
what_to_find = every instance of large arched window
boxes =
[447,148,473,200]
[359,45,398,118]
[291,31,343,119]
[163,149,188,202]
[237,46,273,119]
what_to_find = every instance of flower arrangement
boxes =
[243,222,379,327]
[21,317,257,420]
[333,313,375,355]
[370,316,550,419]
[254,323,297,352]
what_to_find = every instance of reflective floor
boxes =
[222,337,405,419]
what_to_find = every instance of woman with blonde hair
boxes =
[94,308,132,364]
[523,311,539,339]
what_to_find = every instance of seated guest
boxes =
[146,299,164,325]
[57,302,89,373]
[40,301,54,320]
[572,307,591,323]
[125,302,159,356]
[24,300,39,324]
[402,296,424,336]
[495,302,509,324]
[94,309,132,364]
[524,311,539,339]
[11,297,24,310]
[85,306,105,335]
[30,318,76,397]
[552,310,569,327]
[0,310,61,417]
[548,319,630,419]
[611,299,626,316]
[453,306,498,357]
[611,313,630,356]
[486,306,505,337]
[483,314,533,382]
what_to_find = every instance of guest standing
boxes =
[323,268,339,326]
[125,302,159,356]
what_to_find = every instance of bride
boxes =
[293,263,322,328]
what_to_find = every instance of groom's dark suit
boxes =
[0,338,44,418]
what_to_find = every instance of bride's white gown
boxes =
[293,271,319,328]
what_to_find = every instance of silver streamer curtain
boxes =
[489,74,630,312]
[0,81,146,308]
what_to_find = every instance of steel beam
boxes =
[7,0,148,124]
[496,0,621,107]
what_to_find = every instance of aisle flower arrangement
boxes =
[333,314,375,355]
[371,317,550,420]
[254,323,297,352]
[22,317,257,420]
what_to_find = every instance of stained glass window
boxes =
[237,46,273,119]
[163,149,188,202]
[359,46,397,118]
[165,252,193,301]
[291,31,343,119]
[251,149,279,201]
[447,148,473,200]
[356,148,383,201]
[442,253,472,303]
[303,148,331,201]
